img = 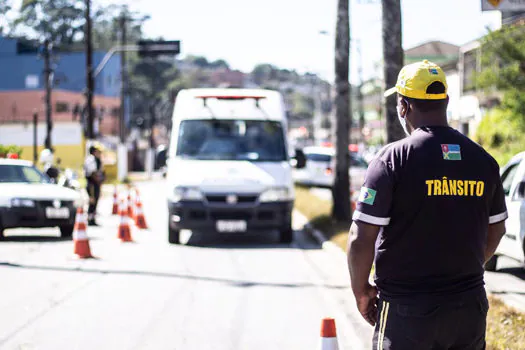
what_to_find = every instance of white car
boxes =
[292,146,368,192]
[486,151,525,271]
[0,159,81,239]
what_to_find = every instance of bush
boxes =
[474,109,525,166]
[0,145,23,158]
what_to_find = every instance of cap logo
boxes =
[429,68,439,75]
[399,79,406,87]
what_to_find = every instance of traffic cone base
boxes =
[72,208,94,259]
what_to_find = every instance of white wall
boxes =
[0,122,82,146]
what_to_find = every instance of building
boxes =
[0,35,122,168]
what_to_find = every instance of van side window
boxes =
[501,163,520,196]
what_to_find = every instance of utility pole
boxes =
[85,0,95,140]
[382,0,405,142]
[119,12,127,143]
[43,39,53,150]
[356,39,365,143]
[332,0,351,221]
[117,11,129,181]
[33,111,38,164]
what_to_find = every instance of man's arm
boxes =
[485,221,506,264]
[347,220,381,326]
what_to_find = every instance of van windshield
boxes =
[176,119,288,162]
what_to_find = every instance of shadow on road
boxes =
[185,229,322,250]
[0,261,347,291]
[0,235,71,243]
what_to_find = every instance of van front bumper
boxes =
[168,200,293,232]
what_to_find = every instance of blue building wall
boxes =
[0,36,121,97]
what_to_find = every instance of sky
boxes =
[8,0,503,84]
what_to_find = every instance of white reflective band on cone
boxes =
[319,337,339,350]
[74,230,88,240]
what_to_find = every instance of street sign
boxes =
[482,0,525,11]
[137,40,181,57]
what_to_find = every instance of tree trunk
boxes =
[382,0,405,143]
[332,0,351,222]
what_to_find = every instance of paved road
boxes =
[310,187,525,312]
[0,180,372,350]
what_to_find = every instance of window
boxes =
[462,49,479,93]
[176,119,287,162]
[0,165,49,183]
[501,163,520,196]
[111,107,120,117]
[56,102,69,113]
[305,153,332,163]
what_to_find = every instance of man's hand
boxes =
[355,284,379,326]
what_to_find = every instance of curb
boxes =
[295,211,347,257]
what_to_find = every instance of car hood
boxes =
[0,183,80,201]
[167,159,292,193]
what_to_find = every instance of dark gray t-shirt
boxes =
[353,126,507,301]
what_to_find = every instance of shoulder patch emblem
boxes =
[358,187,377,205]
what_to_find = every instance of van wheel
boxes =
[168,226,180,244]
[485,255,498,272]
[279,225,293,244]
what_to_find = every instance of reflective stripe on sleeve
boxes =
[489,211,508,224]
[352,210,390,226]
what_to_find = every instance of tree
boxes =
[382,0,405,143]
[14,0,87,46]
[332,0,351,221]
[0,0,11,34]
[473,23,525,165]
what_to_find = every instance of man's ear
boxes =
[400,98,409,116]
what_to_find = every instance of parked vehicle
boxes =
[0,159,81,239]
[165,88,305,244]
[486,151,525,271]
[292,146,368,192]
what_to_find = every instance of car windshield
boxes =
[0,164,50,183]
[176,119,288,162]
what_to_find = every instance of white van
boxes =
[165,88,305,244]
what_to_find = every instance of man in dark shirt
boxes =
[347,60,508,349]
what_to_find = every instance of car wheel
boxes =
[279,225,294,244]
[60,225,74,238]
[485,255,498,272]
[168,221,180,244]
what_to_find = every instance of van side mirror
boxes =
[515,181,525,199]
[293,149,307,169]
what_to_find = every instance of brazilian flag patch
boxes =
[358,187,377,205]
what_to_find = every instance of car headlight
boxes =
[259,187,292,202]
[172,187,204,202]
[11,198,36,207]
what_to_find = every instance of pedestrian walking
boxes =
[84,143,105,226]
[347,60,508,349]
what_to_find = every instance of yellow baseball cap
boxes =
[384,60,448,100]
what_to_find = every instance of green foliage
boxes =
[474,24,525,166]
[474,108,525,166]
[0,144,23,156]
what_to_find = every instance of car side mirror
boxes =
[515,181,525,199]
[293,149,307,169]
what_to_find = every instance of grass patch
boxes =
[294,185,525,350]
[294,185,351,250]
[487,295,525,350]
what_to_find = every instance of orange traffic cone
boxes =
[127,191,134,220]
[134,195,148,229]
[73,207,94,259]
[318,318,339,350]
[112,186,119,215]
[117,199,133,242]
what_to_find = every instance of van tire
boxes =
[168,227,180,244]
[279,226,293,244]
[485,255,498,272]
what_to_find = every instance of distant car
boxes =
[292,146,368,192]
[0,159,81,239]
[486,151,525,271]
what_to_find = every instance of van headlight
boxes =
[259,187,292,202]
[11,198,36,207]
[172,187,204,202]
